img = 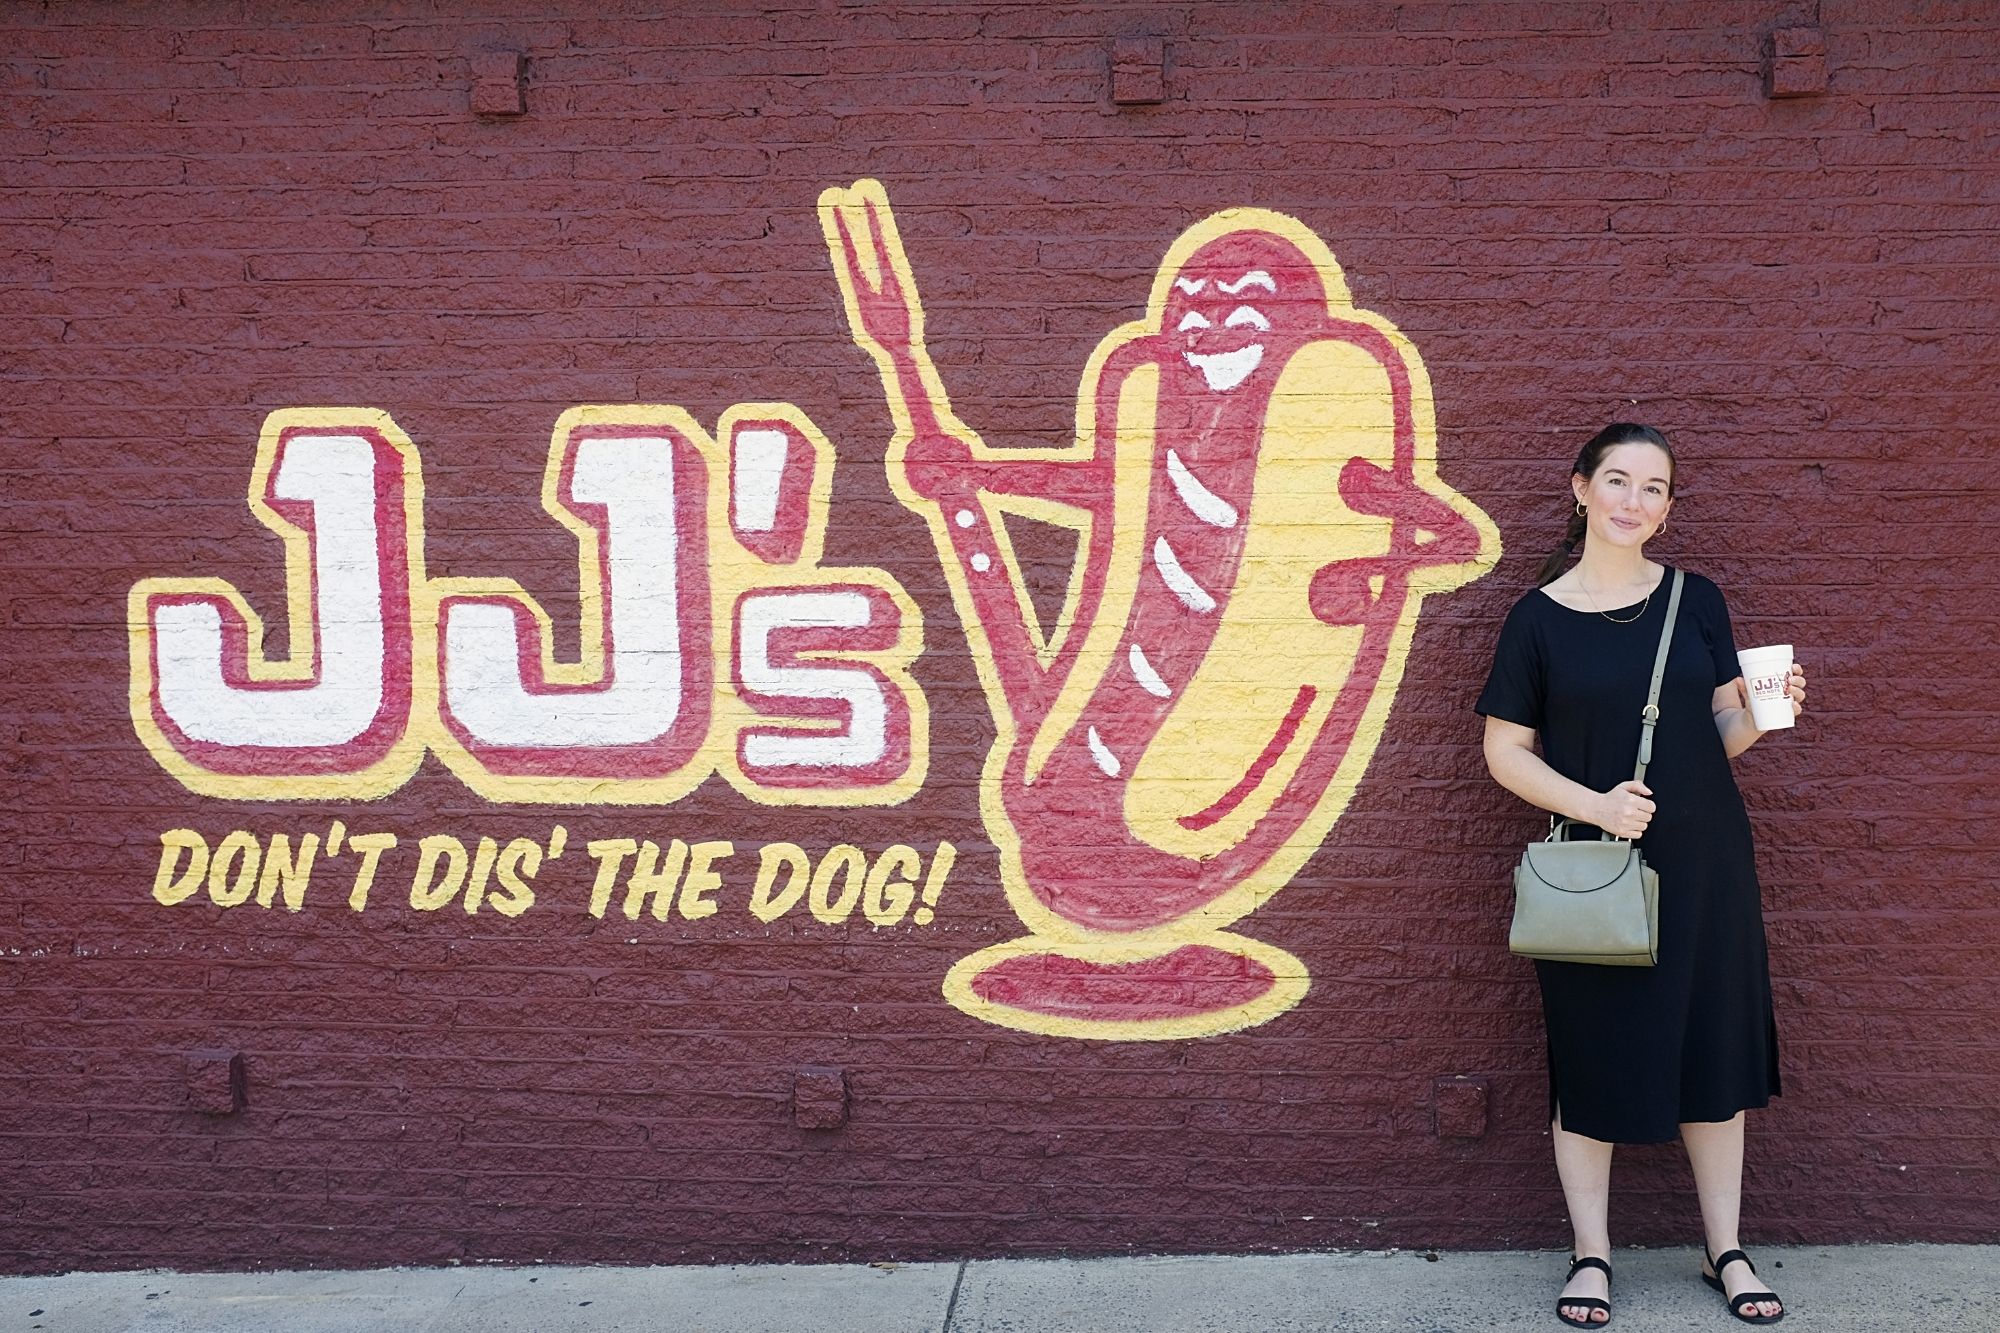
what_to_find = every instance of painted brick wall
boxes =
[4,0,1998,1273]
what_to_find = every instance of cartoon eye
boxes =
[1223,306,1271,331]
[1176,311,1212,332]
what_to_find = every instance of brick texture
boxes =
[3,0,1999,1273]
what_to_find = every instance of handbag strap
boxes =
[1632,569,1685,786]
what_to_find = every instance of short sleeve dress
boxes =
[1476,566,1781,1144]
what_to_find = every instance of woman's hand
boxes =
[1595,779,1656,840]
[1731,662,1808,726]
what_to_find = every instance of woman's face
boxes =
[1572,442,1673,548]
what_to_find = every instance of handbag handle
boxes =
[1548,569,1685,845]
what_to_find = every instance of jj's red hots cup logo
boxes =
[822,181,1501,1039]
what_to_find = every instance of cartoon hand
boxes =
[1308,457,1485,625]
[820,181,922,358]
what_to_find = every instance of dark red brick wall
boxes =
[5,0,1998,1272]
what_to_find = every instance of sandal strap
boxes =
[1567,1255,1613,1278]
[1733,1289,1781,1309]
[1709,1246,1755,1275]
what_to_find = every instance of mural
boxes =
[822,181,1500,1038]
[127,178,1498,1041]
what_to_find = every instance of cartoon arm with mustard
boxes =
[820,180,1153,729]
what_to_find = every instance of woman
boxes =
[1476,424,1806,1327]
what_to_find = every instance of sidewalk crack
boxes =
[941,1258,968,1332]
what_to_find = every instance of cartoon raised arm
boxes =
[819,180,1130,721]
[820,183,950,450]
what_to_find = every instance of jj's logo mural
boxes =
[128,402,925,807]
[128,179,1500,1040]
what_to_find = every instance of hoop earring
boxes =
[1656,518,1667,534]
[1575,501,1586,517]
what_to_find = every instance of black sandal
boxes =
[1703,1246,1785,1324]
[1557,1254,1612,1327]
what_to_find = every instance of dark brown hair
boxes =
[1535,423,1676,587]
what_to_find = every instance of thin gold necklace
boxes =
[1579,571,1651,623]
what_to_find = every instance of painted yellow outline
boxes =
[942,933,1312,1041]
[824,180,1503,1038]
[126,407,431,802]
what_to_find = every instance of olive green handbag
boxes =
[1508,569,1684,967]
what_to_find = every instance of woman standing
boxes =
[1477,424,1805,1326]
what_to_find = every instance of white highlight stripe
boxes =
[1087,726,1121,777]
[1152,535,1217,613]
[1218,269,1276,295]
[1165,449,1239,528]
[731,428,789,534]
[1173,277,1206,294]
[1127,642,1172,698]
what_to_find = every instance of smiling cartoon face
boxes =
[1160,231,1329,394]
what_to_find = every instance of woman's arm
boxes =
[1712,679,1762,759]
[1482,715,1656,839]
[1712,664,1807,760]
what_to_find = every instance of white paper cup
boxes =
[1737,644,1796,731]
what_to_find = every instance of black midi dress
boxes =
[1476,566,1781,1144]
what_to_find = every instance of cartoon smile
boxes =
[1173,271,1277,392]
[1183,342,1265,392]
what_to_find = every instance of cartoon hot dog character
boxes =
[821,180,1500,1039]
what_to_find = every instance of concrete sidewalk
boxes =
[2,1245,1992,1332]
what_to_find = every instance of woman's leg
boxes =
[1553,1107,1615,1324]
[1682,1113,1784,1319]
